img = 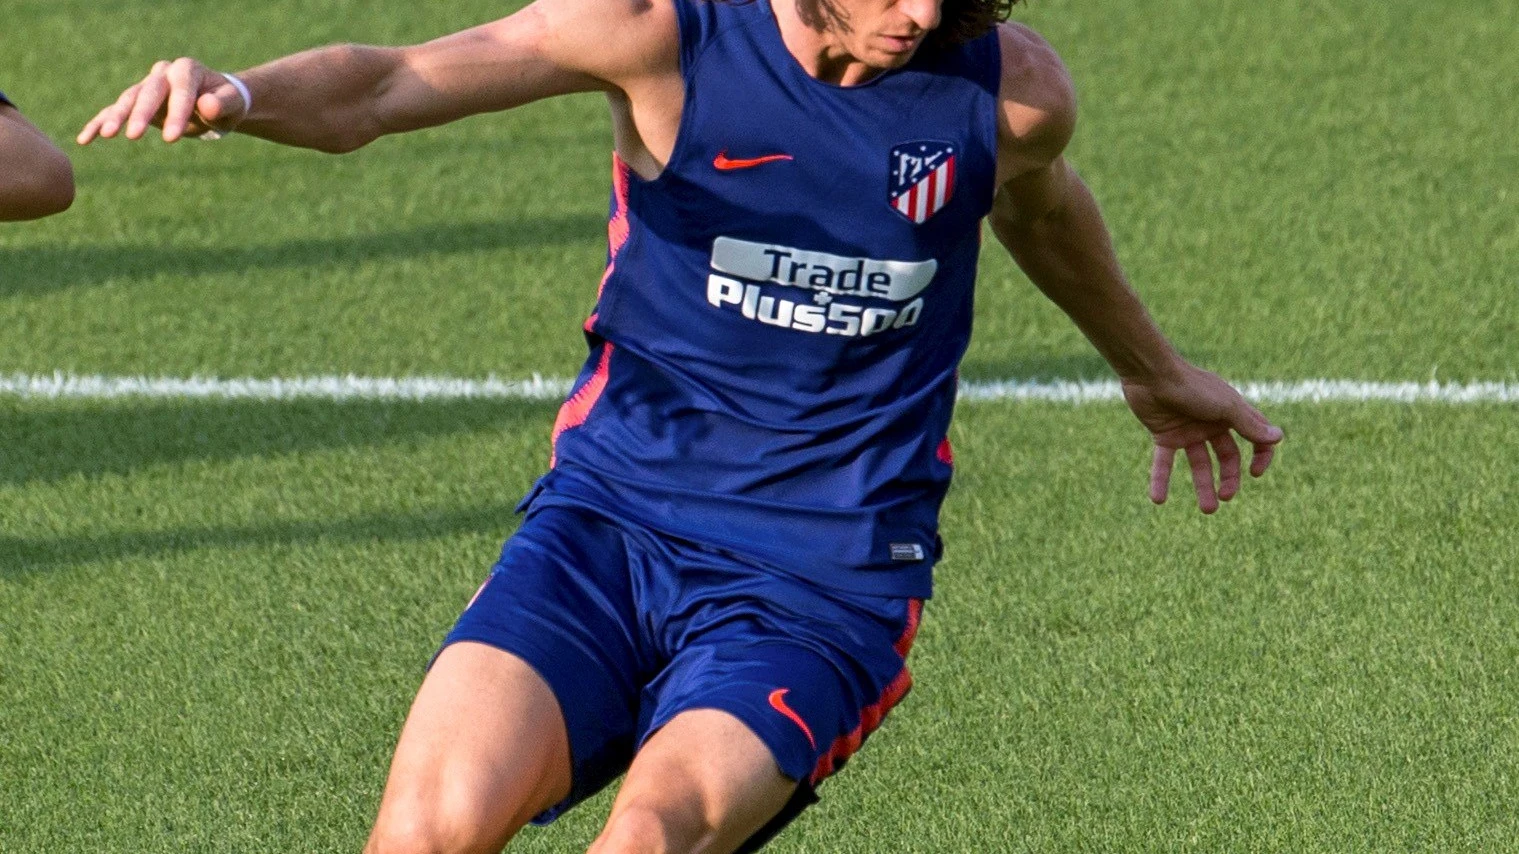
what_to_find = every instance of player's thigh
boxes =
[592,707,798,854]
[366,641,571,854]
[599,578,923,852]
[370,504,650,852]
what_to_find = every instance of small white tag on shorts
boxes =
[890,542,926,562]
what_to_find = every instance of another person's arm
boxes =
[987,24,1282,513]
[77,0,675,153]
[0,93,76,220]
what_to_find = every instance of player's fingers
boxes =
[1211,433,1242,501]
[194,88,240,135]
[161,59,202,142]
[77,112,107,145]
[81,83,143,142]
[1149,444,1175,505]
[1184,442,1219,514]
[1250,441,1277,478]
[1232,399,1284,447]
[124,62,172,140]
[78,102,124,144]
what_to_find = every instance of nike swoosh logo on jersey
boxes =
[713,151,795,170]
[768,688,817,749]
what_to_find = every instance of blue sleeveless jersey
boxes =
[529,0,1002,598]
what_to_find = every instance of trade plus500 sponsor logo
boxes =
[705,237,934,337]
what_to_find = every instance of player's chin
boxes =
[872,37,924,66]
[860,52,916,74]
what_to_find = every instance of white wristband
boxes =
[222,72,252,117]
[199,72,252,140]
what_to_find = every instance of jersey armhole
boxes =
[984,28,1005,168]
[627,0,710,187]
[672,0,705,76]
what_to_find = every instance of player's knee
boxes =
[365,813,438,854]
[590,797,710,854]
[365,810,453,854]
[364,796,492,854]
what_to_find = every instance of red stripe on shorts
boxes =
[810,598,924,785]
[895,598,924,658]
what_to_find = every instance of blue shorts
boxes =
[440,502,923,836]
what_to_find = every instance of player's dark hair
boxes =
[930,0,1020,49]
[713,0,1019,51]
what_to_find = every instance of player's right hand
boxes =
[78,58,248,145]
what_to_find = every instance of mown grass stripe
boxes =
[2,374,1516,404]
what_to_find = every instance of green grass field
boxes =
[3,0,1517,851]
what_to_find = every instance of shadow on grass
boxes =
[0,397,555,486]
[0,501,521,576]
[0,214,604,297]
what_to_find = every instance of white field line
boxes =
[2,374,1517,404]
[0,373,574,402]
[958,379,1519,404]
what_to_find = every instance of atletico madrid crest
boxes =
[889,141,956,224]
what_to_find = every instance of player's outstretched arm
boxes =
[77,0,677,153]
[986,23,1282,513]
[1,102,75,221]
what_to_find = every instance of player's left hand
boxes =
[1120,365,1283,513]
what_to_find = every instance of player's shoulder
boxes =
[993,22,1076,162]
[533,0,677,31]
[528,0,681,81]
[993,22,1071,97]
[594,0,681,41]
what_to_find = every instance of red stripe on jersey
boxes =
[564,154,632,427]
[605,154,633,289]
[550,342,614,466]
[585,154,634,336]
[936,437,954,466]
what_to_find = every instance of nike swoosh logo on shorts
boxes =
[768,688,817,749]
[713,151,795,171]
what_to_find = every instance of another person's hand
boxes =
[1121,365,1283,513]
[78,58,248,144]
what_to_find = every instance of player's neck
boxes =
[770,0,893,87]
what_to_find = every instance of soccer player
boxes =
[80,0,1284,850]
[1,90,74,221]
